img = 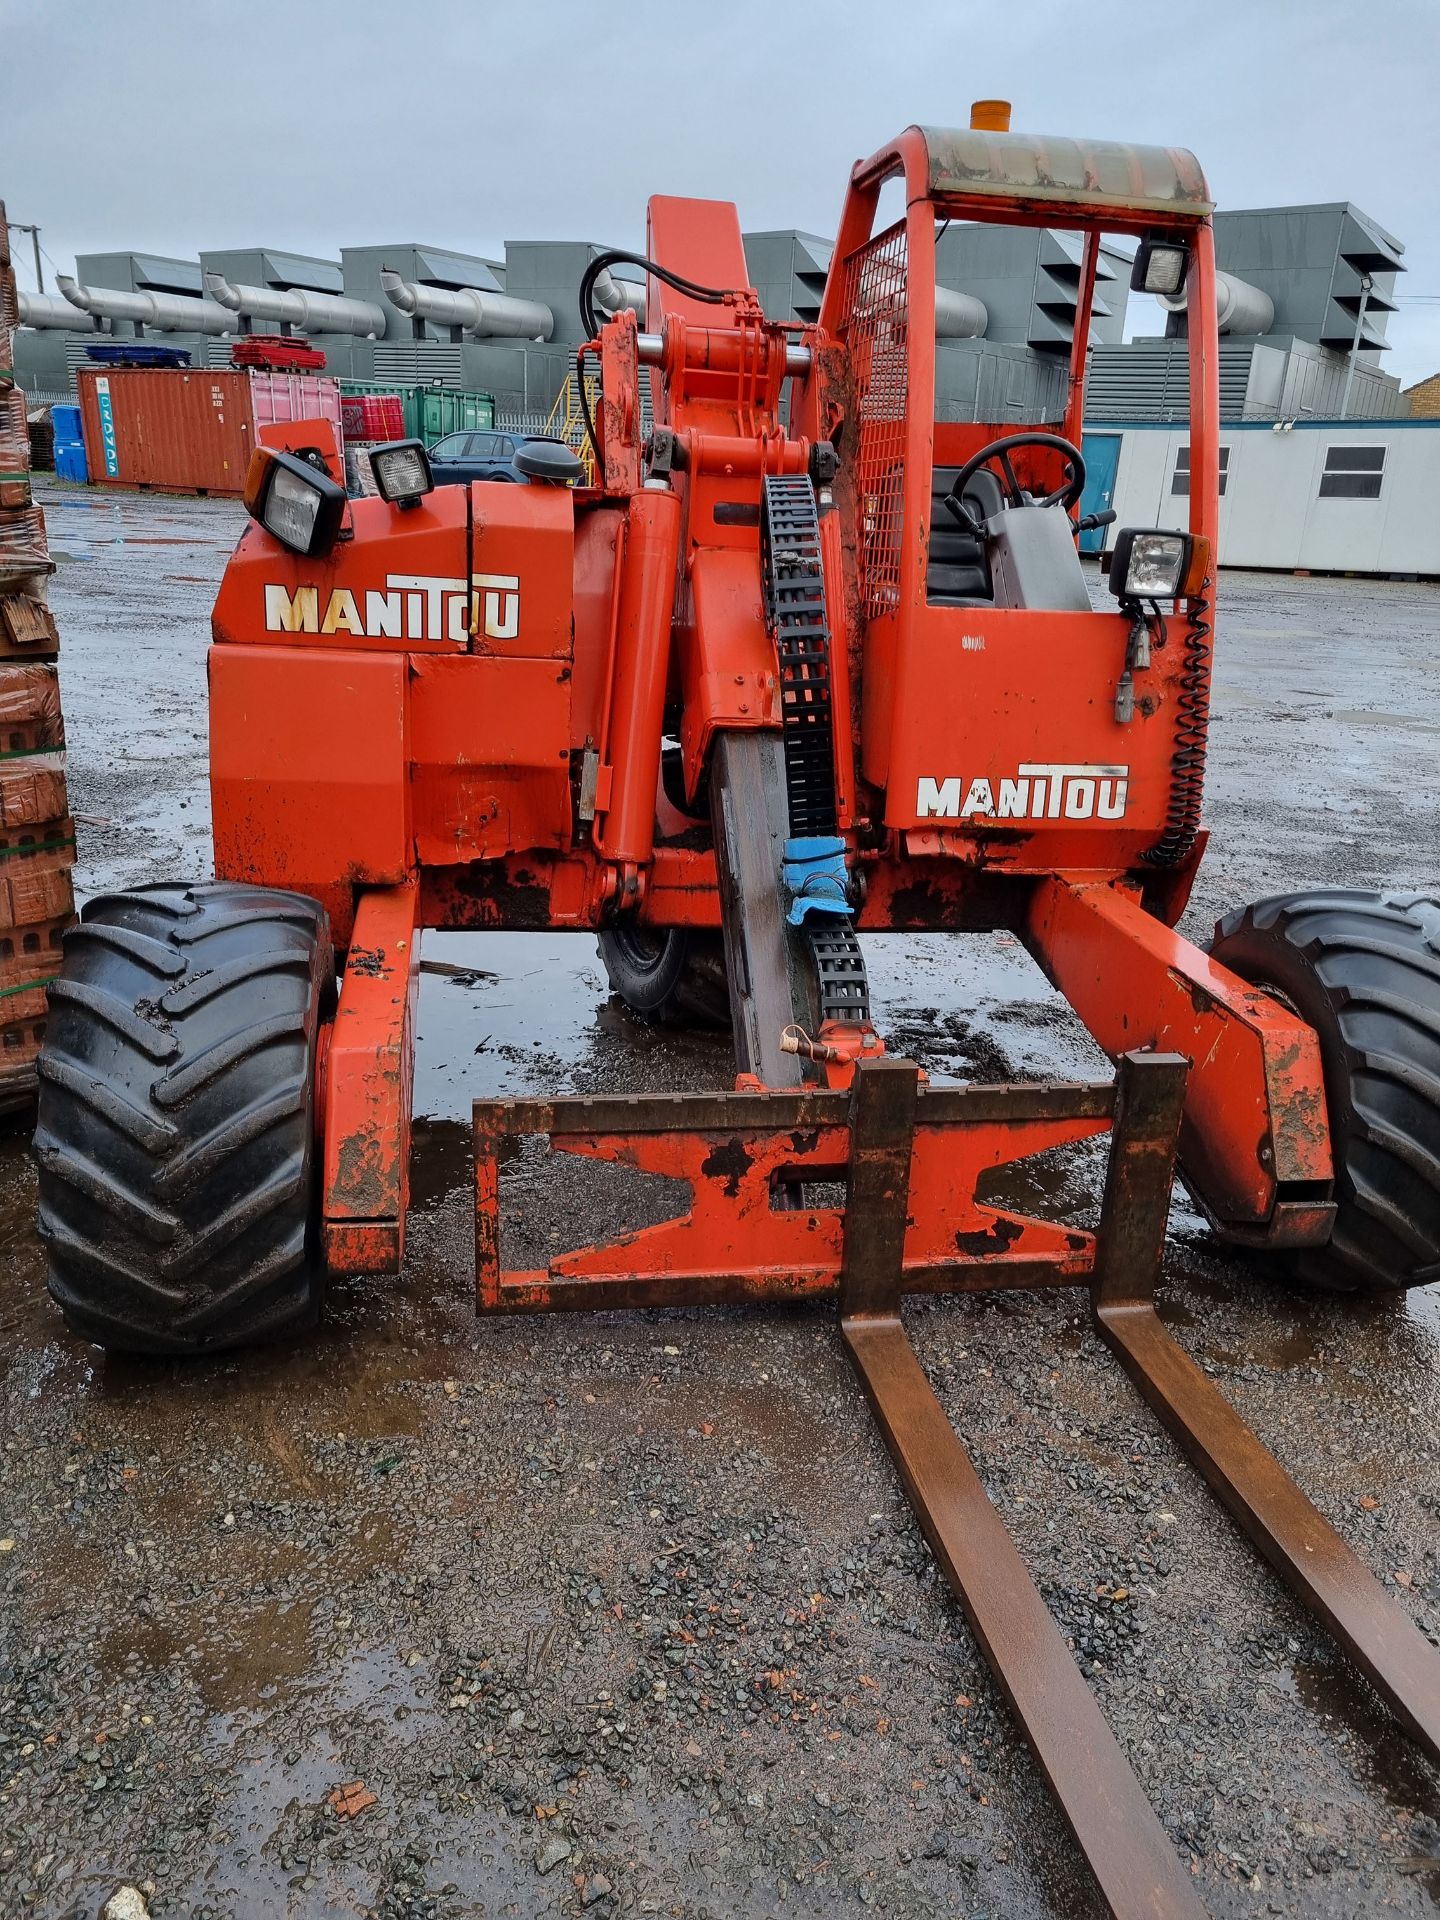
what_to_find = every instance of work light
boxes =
[369,439,434,507]
[1109,528,1194,601]
[1130,239,1188,297]
[243,447,347,557]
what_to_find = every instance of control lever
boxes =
[1076,507,1118,534]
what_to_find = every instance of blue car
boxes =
[426,429,570,485]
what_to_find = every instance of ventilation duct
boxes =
[591,268,646,324]
[18,290,100,330]
[57,274,233,335]
[379,269,553,341]
[935,288,989,339]
[1160,270,1274,337]
[204,271,384,339]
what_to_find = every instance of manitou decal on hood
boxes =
[917,763,1130,821]
[263,572,521,643]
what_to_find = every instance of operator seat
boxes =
[927,467,1005,606]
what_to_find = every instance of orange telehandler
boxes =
[34,107,1440,1917]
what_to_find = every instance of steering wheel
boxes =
[942,431,1087,538]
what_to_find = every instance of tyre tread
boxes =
[1211,888,1440,1294]
[35,883,331,1353]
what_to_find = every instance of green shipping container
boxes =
[339,382,494,444]
[415,388,495,442]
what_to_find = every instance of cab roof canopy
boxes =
[875,126,1213,221]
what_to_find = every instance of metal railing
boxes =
[543,360,602,483]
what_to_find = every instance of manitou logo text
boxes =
[917,763,1130,821]
[263,573,521,643]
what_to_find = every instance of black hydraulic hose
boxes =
[575,344,600,465]
[578,248,738,342]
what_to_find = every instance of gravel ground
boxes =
[1,487,1437,1919]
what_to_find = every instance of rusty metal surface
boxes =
[1097,1300,1440,1767]
[1091,1054,1440,1765]
[1027,874,1334,1238]
[843,1319,1208,1920]
[836,1058,919,1318]
[473,1076,1112,1313]
[915,126,1212,217]
[322,878,420,1273]
[840,1056,1207,1919]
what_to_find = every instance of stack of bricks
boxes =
[0,199,76,1118]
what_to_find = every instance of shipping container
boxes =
[77,367,344,496]
[415,386,495,443]
[339,381,495,444]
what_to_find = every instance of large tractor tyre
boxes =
[34,882,334,1355]
[1210,889,1440,1295]
[598,926,730,1028]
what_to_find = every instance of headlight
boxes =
[243,447,347,557]
[1130,238,1188,297]
[369,438,434,506]
[1109,528,1197,602]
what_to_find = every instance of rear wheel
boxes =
[35,882,333,1354]
[1210,889,1440,1294]
[598,925,729,1028]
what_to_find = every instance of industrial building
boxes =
[13,196,1409,424]
[1089,201,1408,423]
[12,193,1432,573]
[14,235,643,425]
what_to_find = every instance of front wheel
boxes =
[35,882,334,1354]
[1210,889,1440,1294]
[598,925,729,1028]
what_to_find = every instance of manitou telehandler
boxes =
[34,107,1440,1916]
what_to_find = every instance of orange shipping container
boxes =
[77,366,344,496]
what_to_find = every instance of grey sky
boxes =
[5,0,1439,385]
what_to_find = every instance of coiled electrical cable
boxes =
[1143,579,1213,867]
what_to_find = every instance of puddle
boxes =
[7,519,1440,1916]
[56,533,236,548]
[1190,1324,1322,1371]
[97,1599,319,1714]
[1270,1656,1440,1832]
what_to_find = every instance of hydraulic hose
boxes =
[578,249,739,342]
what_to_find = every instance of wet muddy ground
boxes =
[2,486,1438,1919]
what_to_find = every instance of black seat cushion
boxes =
[927,467,1004,605]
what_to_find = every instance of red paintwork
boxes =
[475,1092,1109,1312]
[205,124,1333,1273]
[1027,876,1332,1238]
[322,879,419,1271]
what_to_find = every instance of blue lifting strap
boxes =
[783,835,852,927]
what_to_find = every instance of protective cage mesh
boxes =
[837,220,909,618]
